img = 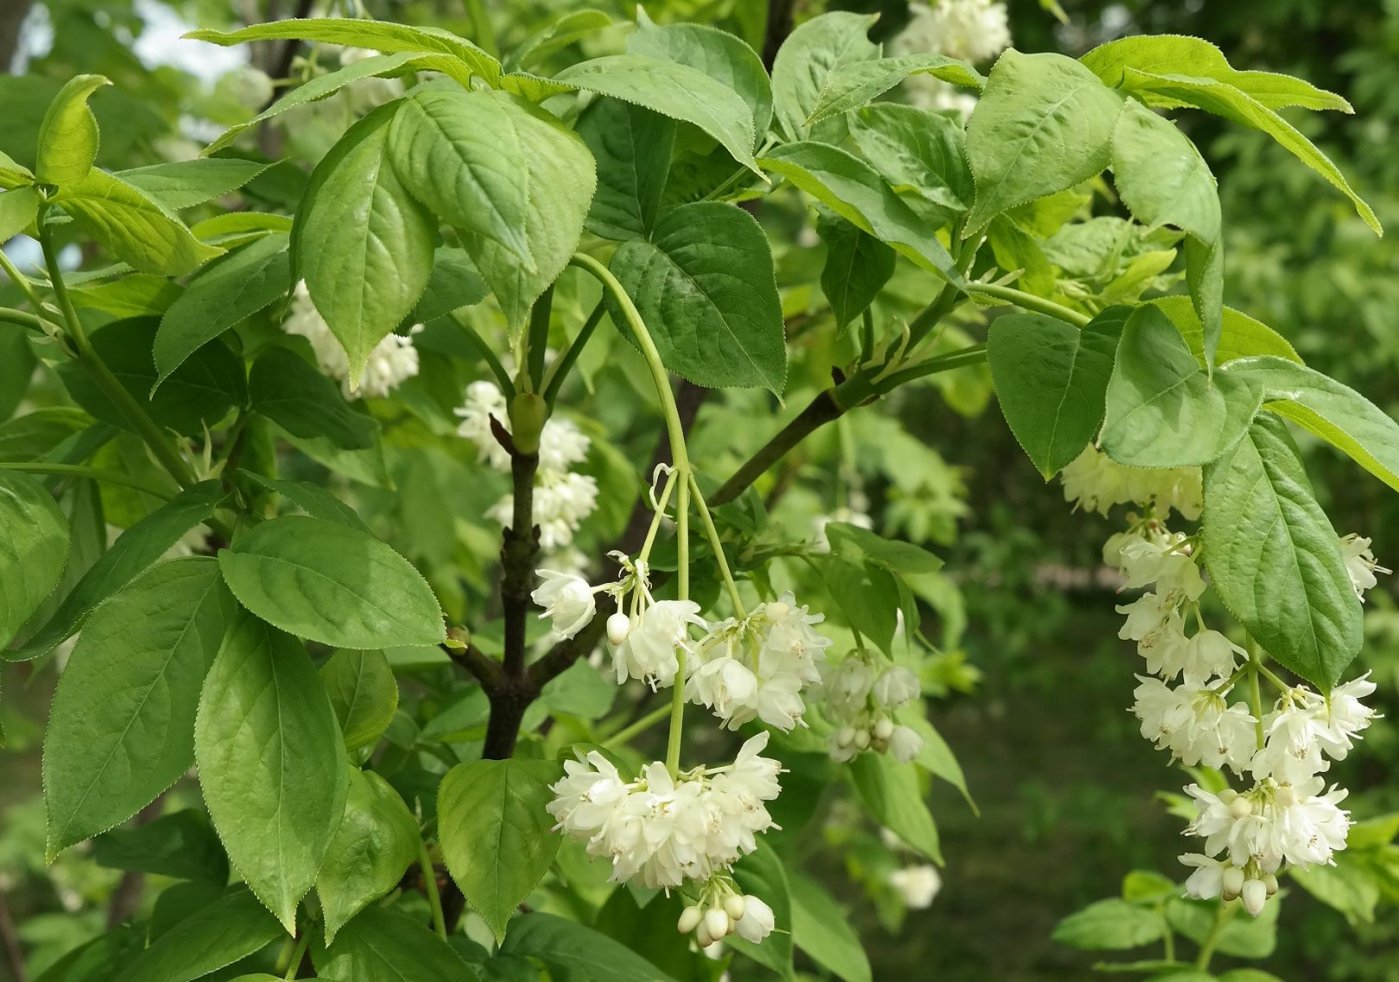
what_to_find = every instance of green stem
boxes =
[0,307,45,332]
[1161,918,1175,963]
[638,467,678,564]
[543,301,604,405]
[600,702,672,746]
[39,221,197,489]
[569,253,692,777]
[1247,640,1267,750]
[969,282,1091,328]
[1193,901,1232,970]
[0,461,174,499]
[689,473,745,615]
[525,284,553,390]
[0,247,46,312]
[465,0,498,57]
[904,279,963,352]
[418,840,448,940]
[873,344,987,391]
[859,307,875,364]
[451,313,515,395]
[282,930,311,980]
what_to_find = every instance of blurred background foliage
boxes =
[2,1,1398,980]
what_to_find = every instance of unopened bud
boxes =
[1221,865,1245,901]
[1241,878,1268,917]
[764,601,790,621]
[873,717,895,741]
[1227,795,1253,819]
[836,726,856,748]
[606,612,631,646]
[1263,873,1279,897]
[704,907,730,941]
[677,905,703,934]
[854,728,871,750]
[724,894,747,921]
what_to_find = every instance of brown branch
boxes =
[443,637,505,693]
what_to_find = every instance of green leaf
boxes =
[1166,895,1278,958]
[819,556,899,655]
[438,758,562,940]
[0,326,36,422]
[56,317,245,437]
[0,408,86,462]
[312,905,480,981]
[119,158,269,210]
[69,273,183,319]
[1121,870,1176,904]
[217,515,444,649]
[295,102,435,386]
[628,15,773,140]
[1290,854,1381,926]
[849,753,941,862]
[1202,414,1363,689]
[155,233,290,384]
[988,308,1125,477]
[1118,69,1380,235]
[556,55,759,174]
[36,74,110,186]
[187,19,501,85]
[805,54,984,126]
[817,215,895,328]
[248,347,378,451]
[728,842,794,977]
[848,103,973,213]
[0,470,68,650]
[321,649,399,752]
[55,169,224,276]
[965,50,1124,234]
[195,616,350,933]
[0,186,39,240]
[826,522,943,574]
[113,888,282,982]
[610,201,786,391]
[1100,305,1263,467]
[790,872,872,982]
[411,247,489,323]
[760,142,962,284]
[44,558,234,858]
[93,809,228,883]
[1052,898,1164,950]
[387,87,594,330]
[1149,295,1301,367]
[500,913,676,982]
[509,9,614,72]
[576,99,675,241]
[1082,34,1353,112]
[0,148,34,190]
[7,481,223,662]
[33,926,146,982]
[317,768,420,943]
[771,12,879,140]
[1218,356,1399,494]
[239,473,371,532]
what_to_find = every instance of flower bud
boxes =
[704,907,730,941]
[854,728,871,750]
[873,716,895,741]
[1241,878,1268,917]
[677,905,703,934]
[1263,873,1279,896]
[1275,785,1297,808]
[836,726,857,748]
[508,392,547,454]
[1221,865,1245,901]
[1227,795,1253,819]
[764,601,790,622]
[606,612,631,646]
[724,893,747,921]
[889,725,924,763]
[695,922,712,948]
[872,666,920,708]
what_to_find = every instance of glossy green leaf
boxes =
[248,347,378,450]
[790,873,872,982]
[119,158,269,210]
[7,481,223,662]
[388,87,594,329]
[0,148,34,190]
[628,14,773,139]
[1150,295,1300,367]
[0,186,39,241]
[508,9,614,71]
[239,473,370,532]
[805,53,984,126]
[439,758,562,940]
[312,905,481,981]
[576,99,674,241]
[761,141,962,284]
[296,101,435,385]
[0,326,36,422]
[44,558,233,858]
[727,841,794,976]
[92,809,228,883]
[1203,415,1362,689]
[69,273,183,319]
[848,103,973,212]
[195,616,349,932]
[988,308,1125,477]
[36,74,110,186]
[849,753,941,862]
[1100,306,1263,467]
[965,50,1124,234]
[771,12,879,140]
[556,54,758,174]
[321,649,399,752]
[610,201,786,392]
[1052,898,1164,950]
[817,215,895,328]
[317,768,420,943]
[0,470,68,650]
[113,888,282,982]
[55,169,224,276]
[155,233,290,384]
[500,913,675,982]
[218,515,444,649]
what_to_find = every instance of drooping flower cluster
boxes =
[547,733,782,909]
[284,281,421,399]
[823,654,925,763]
[889,864,942,909]
[454,380,599,551]
[1065,443,1385,917]
[891,0,1011,116]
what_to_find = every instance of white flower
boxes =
[685,657,760,724]
[889,864,942,909]
[1276,778,1350,867]
[1136,610,1187,677]
[1250,694,1330,785]
[1316,673,1379,759]
[489,471,601,552]
[1183,779,1351,877]
[1179,853,1227,900]
[1060,446,1203,520]
[892,0,1011,63]
[872,666,921,709]
[888,724,924,763]
[825,656,875,717]
[1131,677,1255,772]
[540,417,591,472]
[612,600,704,689]
[1340,533,1388,600]
[1117,593,1174,642]
[284,281,421,398]
[1177,630,1241,684]
[531,570,596,639]
[733,895,775,942]
[548,751,630,837]
[454,380,512,470]
[759,595,831,685]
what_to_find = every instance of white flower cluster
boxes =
[676,885,776,949]
[891,0,1011,117]
[284,281,422,399]
[823,655,925,763]
[1062,445,1203,520]
[455,381,599,551]
[889,863,942,909]
[687,595,832,731]
[547,733,782,900]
